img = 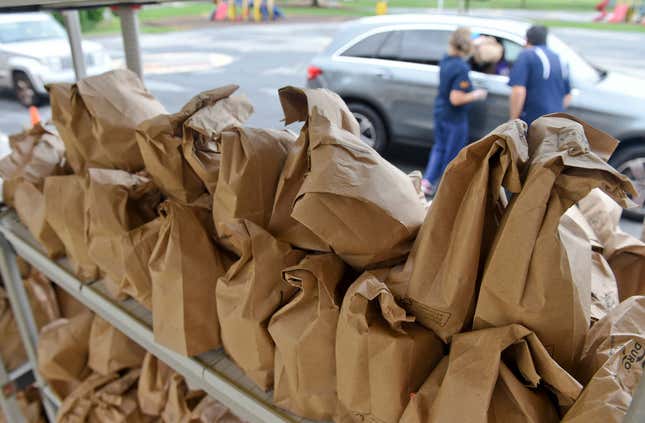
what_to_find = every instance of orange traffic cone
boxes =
[29,106,40,126]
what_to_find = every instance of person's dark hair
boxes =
[526,25,548,46]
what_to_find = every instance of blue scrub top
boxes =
[508,45,571,126]
[434,54,473,123]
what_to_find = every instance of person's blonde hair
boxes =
[449,27,473,56]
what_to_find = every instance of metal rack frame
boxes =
[0,210,316,423]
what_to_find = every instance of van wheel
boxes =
[13,72,41,108]
[610,143,645,221]
[348,102,387,153]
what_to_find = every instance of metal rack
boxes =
[0,209,317,423]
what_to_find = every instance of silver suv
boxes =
[307,14,645,219]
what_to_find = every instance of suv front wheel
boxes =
[347,102,387,153]
[609,143,645,221]
[13,71,41,108]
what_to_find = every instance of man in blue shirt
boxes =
[509,25,572,126]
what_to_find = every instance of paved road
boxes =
[0,20,643,234]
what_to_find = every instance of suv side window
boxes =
[377,31,403,61]
[399,30,451,66]
[341,32,389,58]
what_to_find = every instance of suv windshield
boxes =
[0,18,66,43]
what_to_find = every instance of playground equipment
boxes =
[594,0,645,24]
[213,0,280,22]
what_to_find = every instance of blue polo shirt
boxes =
[509,45,571,126]
[434,54,473,123]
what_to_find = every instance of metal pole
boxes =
[0,236,57,422]
[115,6,143,79]
[61,10,86,80]
[0,358,22,423]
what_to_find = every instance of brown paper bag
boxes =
[37,311,93,398]
[216,219,304,390]
[401,120,528,342]
[16,256,31,278]
[149,200,224,356]
[138,352,174,417]
[0,122,66,207]
[336,269,444,423]
[54,285,88,319]
[120,218,162,309]
[473,115,636,372]
[212,127,294,242]
[579,188,645,301]
[400,324,582,423]
[48,69,166,173]
[56,372,119,422]
[563,296,645,422]
[161,374,206,423]
[187,396,245,423]
[0,286,28,371]
[14,180,65,258]
[86,168,161,297]
[267,253,346,420]
[182,87,254,194]
[88,316,145,376]
[44,175,100,282]
[269,87,358,251]
[24,269,61,330]
[0,387,46,423]
[136,85,251,204]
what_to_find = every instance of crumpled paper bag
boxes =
[473,115,636,372]
[120,217,162,310]
[24,269,61,330]
[56,368,145,423]
[563,296,645,422]
[0,286,27,371]
[578,188,645,301]
[149,200,225,356]
[44,175,100,282]
[212,126,294,243]
[48,69,166,173]
[37,311,93,398]
[336,269,444,423]
[400,324,583,423]
[186,395,246,423]
[136,85,252,204]
[0,122,66,207]
[272,87,426,268]
[216,219,304,390]
[401,120,528,342]
[138,352,174,417]
[269,86,360,252]
[0,387,45,423]
[160,374,206,422]
[14,180,65,258]
[268,253,346,420]
[86,168,161,298]
[54,285,88,319]
[182,86,254,194]
[88,316,145,376]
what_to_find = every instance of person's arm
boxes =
[509,86,526,120]
[449,89,487,106]
[563,93,572,108]
[563,68,572,109]
[508,51,529,120]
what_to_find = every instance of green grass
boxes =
[81,0,644,35]
[537,19,645,32]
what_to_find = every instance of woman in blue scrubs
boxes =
[422,27,488,196]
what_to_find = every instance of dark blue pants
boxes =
[423,118,469,185]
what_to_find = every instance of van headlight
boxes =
[41,56,63,72]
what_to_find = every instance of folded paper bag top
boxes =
[149,199,225,356]
[44,175,100,282]
[562,296,645,423]
[87,316,146,376]
[0,122,67,206]
[216,219,305,391]
[48,69,166,173]
[400,324,582,423]
[336,269,444,423]
[401,119,528,342]
[269,86,358,252]
[23,269,61,330]
[268,253,346,420]
[212,126,294,245]
[136,85,253,204]
[283,90,426,268]
[138,352,175,417]
[579,188,645,301]
[473,115,636,373]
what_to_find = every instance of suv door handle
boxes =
[375,70,393,80]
